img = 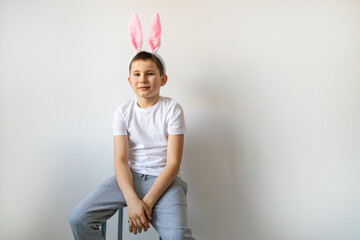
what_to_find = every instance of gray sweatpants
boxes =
[69,171,195,240]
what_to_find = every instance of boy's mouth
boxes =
[138,86,150,90]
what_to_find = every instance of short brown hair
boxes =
[129,51,165,76]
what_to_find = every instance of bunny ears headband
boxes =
[128,13,166,73]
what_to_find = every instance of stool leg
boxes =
[101,222,107,239]
[118,207,123,240]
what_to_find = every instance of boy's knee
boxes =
[69,207,86,229]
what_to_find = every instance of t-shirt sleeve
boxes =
[167,102,187,135]
[113,106,128,135]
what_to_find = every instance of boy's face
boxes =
[128,59,167,103]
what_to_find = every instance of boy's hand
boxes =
[127,198,152,234]
[129,220,148,234]
[131,196,155,233]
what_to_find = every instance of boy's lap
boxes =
[73,174,188,219]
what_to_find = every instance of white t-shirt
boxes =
[113,96,187,176]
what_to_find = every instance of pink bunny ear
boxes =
[147,12,161,52]
[128,14,143,51]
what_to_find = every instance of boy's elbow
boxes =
[166,160,181,173]
[114,157,128,169]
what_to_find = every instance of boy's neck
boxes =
[136,95,160,108]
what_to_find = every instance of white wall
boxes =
[1,0,359,239]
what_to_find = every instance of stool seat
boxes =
[101,206,161,240]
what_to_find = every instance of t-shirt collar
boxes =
[134,96,162,112]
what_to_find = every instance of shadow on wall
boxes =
[182,82,252,240]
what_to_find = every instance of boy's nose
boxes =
[140,76,148,83]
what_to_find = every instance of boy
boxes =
[69,51,195,240]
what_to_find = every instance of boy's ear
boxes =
[128,76,131,84]
[160,74,168,86]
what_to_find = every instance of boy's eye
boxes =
[147,72,154,76]
[134,73,140,76]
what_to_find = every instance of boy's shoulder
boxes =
[160,96,179,106]
[159,96,185,113]
[113,98,135,119]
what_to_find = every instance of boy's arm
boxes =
[142,134,184,209]
[113,136,151,233]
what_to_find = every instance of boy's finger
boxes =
[128,220,134,232]
[132,218,140,228]
[140,215,150,228]
[135,217,143,229]
[130,219,136,228]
